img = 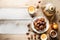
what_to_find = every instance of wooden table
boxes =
[0,0,60,40]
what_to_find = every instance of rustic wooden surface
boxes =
[0,0,60,40]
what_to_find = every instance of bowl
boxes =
[31,16,49,34]
[50,30,57,38]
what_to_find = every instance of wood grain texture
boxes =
[0,0,41,8]
[0,0,60,40]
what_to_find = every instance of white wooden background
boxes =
[0,0,60,34]
[0,0,60,40]
[0,0,41,34]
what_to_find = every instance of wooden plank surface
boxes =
[0,0,41,8]
[0,0,60,40]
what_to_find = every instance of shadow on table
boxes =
[50,37,59,40]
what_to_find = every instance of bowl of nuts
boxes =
[31,16,49,34]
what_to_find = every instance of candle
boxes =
[28,6,35,14]
[52,23,58,29]
[41,34,47,40]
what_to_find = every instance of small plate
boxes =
[31,16,49,34]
